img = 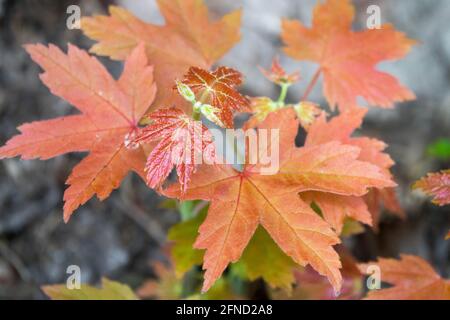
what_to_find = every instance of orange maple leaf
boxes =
[302,108,403,232]
[281,0,416,110]
[413,170,450,206]
[134,107,215,192]
[0,44,156,222]
[180,67,250,128]
[81,0,241,112]
[300,192,371,234]
[164,108,394,293]
[364,188,405,231]
[360,255,450,300]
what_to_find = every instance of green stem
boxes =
[192,89,211,121]
[192,107,201,121]
[277,83,290,105]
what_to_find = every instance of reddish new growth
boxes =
[134,107,215,192]
[414,170,450,206]
[180,66,251,128]
[260,57,300,85]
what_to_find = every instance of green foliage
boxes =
[233,227,296,291]
[168,202,207,276]
[341,218,365,237]
[42,278,138,300]
[427,138,450,161]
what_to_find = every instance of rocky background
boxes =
[0,0,449,299]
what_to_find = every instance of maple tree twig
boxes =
[301,68,322,101]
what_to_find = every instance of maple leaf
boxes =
[293,101,322,130]
[413,170,450,240]
[260,57,300,85]
[180,66,250,128]
[302,108,402,232]
[364,188,405,231]
[169,206,297,291]
[42,278,138,300]
[187,278,240,300]
[413,170,450,206]
[360,255,450,300]
[134,107,215,192]
[281,0,416,110]
[234,227,296,292]
[0,44,156,222]
[167,204,207,277]
[137,261,183,300]
[81,1,241,111]
[270,247,363,300]
[340,218,366,237]
[244,97,278,129]
[301,192,371,234]
[164,108,394,293]
[138,259,239,300]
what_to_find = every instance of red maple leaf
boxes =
[134,108,215,192]
[414,170,450,206]
[259,57,300,85]
[180,66,250,128]
[0,44,156,222]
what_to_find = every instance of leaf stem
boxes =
[192,89,212,121]
[301,68,321,101]
[192,106,201,121]
[277,83,290,105]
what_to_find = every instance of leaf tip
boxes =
[63,209,73,224]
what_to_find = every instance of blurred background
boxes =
[0,0,449,299]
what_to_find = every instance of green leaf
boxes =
[233,227,296,291]
[179,200,203,221]
[42,278,138,300]
[176,80,196,103]
[168,206,207,277]
[427,138,450,161]
[160,199,202,220]
[159,199,178,210]
[341,218,365,237]
[187,278,237,300]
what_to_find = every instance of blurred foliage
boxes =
[168,203,207,277]
[42,278,138,300]
[427,138,450,161]
[232,227,296,292]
